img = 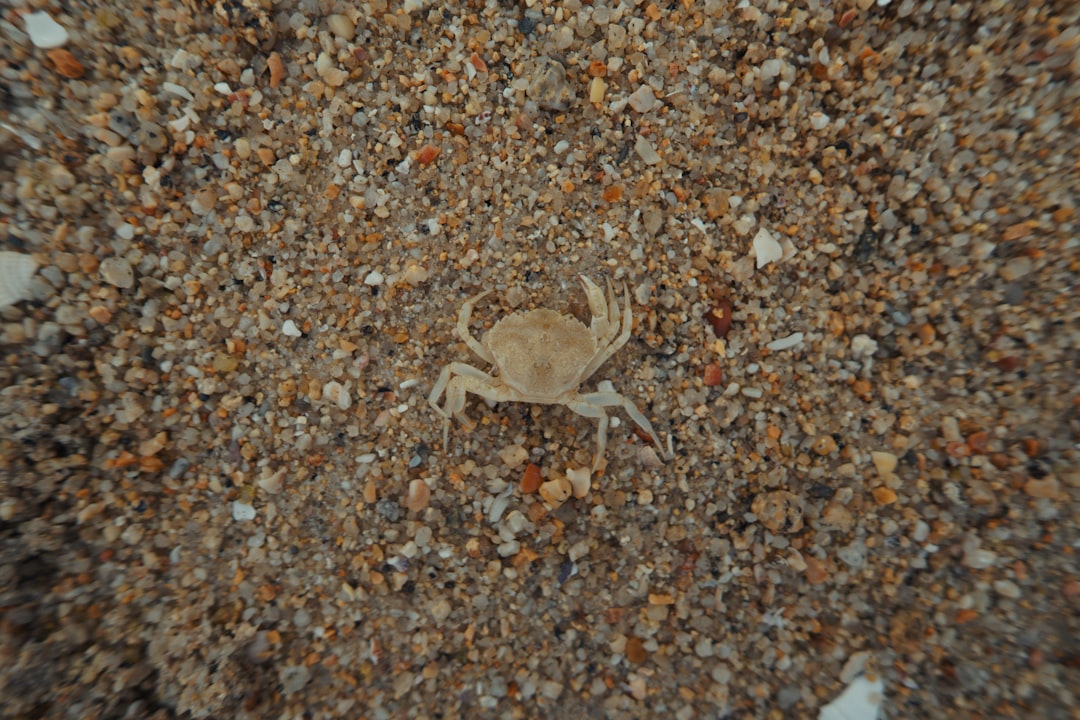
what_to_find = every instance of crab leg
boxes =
[566,400,610,472]
[457,289,496,364]
[429,362,495,448]
[579,282,635,380]
[580,275,613,343]
[576,389,665,456]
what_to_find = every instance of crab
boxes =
[429,275,665,471]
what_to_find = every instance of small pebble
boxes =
[752,227,783,268]
[282,320,302,337]
[539,476,572,508]
[99,257,134,289]
[627,85,659,113]
[520,463,542,494]
[767,332,804,351]
[871,451,898,476]
[703,363,724,387]
[527,57,575,111]
[406,479,431,512]
[498,444,529,469]
[752,490,804,533]
[705,299,733,338]
[634,136,661,165]
[23,11,70,49]
[566,467,591,498]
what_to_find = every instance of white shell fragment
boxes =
[752,227,783,268]
[567,467,592,498]
[767,332,804,351]
[0,252,39,309]
[23,11,69,49]
[819,675,886,720]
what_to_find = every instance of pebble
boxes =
[870,451,898,476]
[280,665,311,695]
[23,11,70,49]
[539,476,572,508]
[850,334,879,359]
[527,58,575,111]
[326,14,356,41]
[705,298,733,338]
[752,227,783,268]
[813,436,838,455]
[752,490,804,533]
[566,467,591,498]
[282,320,302,337]
[520,463,542,494]
[634,136,661,165]
[99,257,134,289]
[767,332,804,351]
[406,479,431,513]
[627,85,660,113]
[363,270,384,286]
[0,252,38,310]
[998,256,1032,282]
[993,580,1022,600]
[498,444,529,469]
[232,501,256,521]
[702,363,724,387]
[430,598,451,624]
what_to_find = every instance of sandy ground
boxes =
[1,0,1078,718]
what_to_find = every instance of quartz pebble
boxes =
[0,252,38,309]
[498,444,529,469]
[566,467,591,498]
[23,11,70,49]
[539,476,572,509]
[527,58,575,111]
[99,257,134,289]
[752,227,783,268]
[627,85,660,113]
[634,136,661,165]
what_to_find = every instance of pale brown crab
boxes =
[429,276,665,471]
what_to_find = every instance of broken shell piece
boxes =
[539,476,572,508]
[0,252,38,309]
[752,227,783,268]
[566,467,591,498]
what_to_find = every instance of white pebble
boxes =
[567,467,592,498]
[364,270,384,286]
[214,82,232,95]
[323,380,352,410]
[634,136,662,165]
[23,11,69,49]
[627,85,659,113]
[232,502,256,521]
[752,227,783,268]
[282,320,302,337]
[850,334,879,358]
[162,82,194,101]
[767,332,804,351]
[498,444,529,469]
[0,252,38,310]
[993,579,1022,599]
[810,111,830,130]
